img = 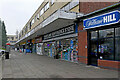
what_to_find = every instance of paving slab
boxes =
[1,50,119,79]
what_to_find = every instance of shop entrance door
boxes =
[89,31,98,66]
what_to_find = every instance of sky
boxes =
[0,0,44,35]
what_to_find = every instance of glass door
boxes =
[89,31,98,66]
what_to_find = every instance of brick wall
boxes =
[77,2,118,66]
[78,22,88,64]
[79,2,116,14]
[98,59,120,70]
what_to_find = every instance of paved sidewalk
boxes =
[2,50,119,78]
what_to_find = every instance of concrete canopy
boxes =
[16,10,83,44]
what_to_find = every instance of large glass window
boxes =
[91,31,98,39]
[115,27,120,61]
[99,28,114,60]
[99,38,114,60]
[99,28,114,38]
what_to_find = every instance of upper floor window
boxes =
[31,19,34,25]
[7,37,9,39]
[25,26,28,32]
[44,2,49,11]
[37,13,39,20]
[30,22,32,29]
[34,15,37,22]
[28,24,30,30]
[22,30,23,36]
[19,34,21,38]
[40,8,44,16]
[11,37,14,40]
[51,0,54,5]
[23,29,25,34]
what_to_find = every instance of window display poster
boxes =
[50,48,52,57]
[36,43,43,55]
[70,40,74,49]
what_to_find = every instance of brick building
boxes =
[77,3,120,70]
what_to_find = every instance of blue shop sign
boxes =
[84,10,120,29]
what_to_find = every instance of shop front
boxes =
[35,37,43,55]
[26,40,33,53]
[20,42,26,52]
[32,39,36,53]
[59,38,78,62]
[83,10,120,69]
[43,24,78,62]
[43,41,56,57]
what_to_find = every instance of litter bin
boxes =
[5,52,9,59]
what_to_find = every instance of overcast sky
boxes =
[0,0,44,35]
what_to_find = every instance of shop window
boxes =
[115,38,120,61]
[91,31,98,40]
[99,38,114,60]
[99,28,114,38]
[115,27,120,61]
[115,27,120,37]
[99,28,114,60]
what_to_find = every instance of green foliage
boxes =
[0,48,6,50]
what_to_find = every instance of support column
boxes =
[78,22,88,64]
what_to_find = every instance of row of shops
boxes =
[19,24,79,63]
[18,5,120,70]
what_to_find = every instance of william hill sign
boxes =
[84,10,120,29]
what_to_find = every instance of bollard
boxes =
[5,52,9,59]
